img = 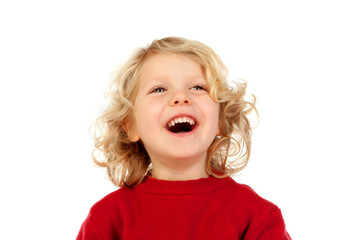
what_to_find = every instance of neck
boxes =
[149,156,209,181]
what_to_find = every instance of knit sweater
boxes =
[77,175,291,240]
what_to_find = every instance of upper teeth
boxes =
[168,117,195,127]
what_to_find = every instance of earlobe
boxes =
[122,118,140,142]
[216,126,221,136]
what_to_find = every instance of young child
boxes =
[77,37,291,239]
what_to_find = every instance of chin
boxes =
[167,150,206,161]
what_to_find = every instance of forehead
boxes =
[139,53,205,83]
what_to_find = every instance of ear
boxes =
[216,120,222,137]
[122,117,140,142]
[216,126,221,136]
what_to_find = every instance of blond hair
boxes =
[92,37,257,187]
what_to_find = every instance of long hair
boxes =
[92,37,257,187]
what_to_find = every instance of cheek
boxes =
[136,100,164,132]
[204,100,220,133]
[202,98,219,117]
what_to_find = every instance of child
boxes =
[77,37,291,239]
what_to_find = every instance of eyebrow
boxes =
[152,74,205,81]
[140,74,207,91]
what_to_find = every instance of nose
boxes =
[170,91,191,106]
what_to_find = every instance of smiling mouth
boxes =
[166,116,197,134]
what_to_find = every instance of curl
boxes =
[91,37,258,187]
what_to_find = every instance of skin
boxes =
[124,53,220,181]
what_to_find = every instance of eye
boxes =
[190,85,207,91]
[150,86,167,93]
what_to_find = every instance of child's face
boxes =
[125,53,219,168]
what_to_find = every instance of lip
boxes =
[165,113,199,137]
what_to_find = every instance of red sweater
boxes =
[77,175,291,239]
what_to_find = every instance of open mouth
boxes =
[166,116,197,134]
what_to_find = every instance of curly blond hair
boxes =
[92,37,257,188]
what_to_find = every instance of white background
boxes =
[1,1,345,239]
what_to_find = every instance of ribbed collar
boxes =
[136,174,229,195]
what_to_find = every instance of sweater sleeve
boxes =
[244,208,291,240]
[76,213,99,240]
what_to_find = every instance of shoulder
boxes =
[89,186,133,217]
[220,177,282,225]
[77,187,134,239]
[224,177,279,211]
[223,177,291,239]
